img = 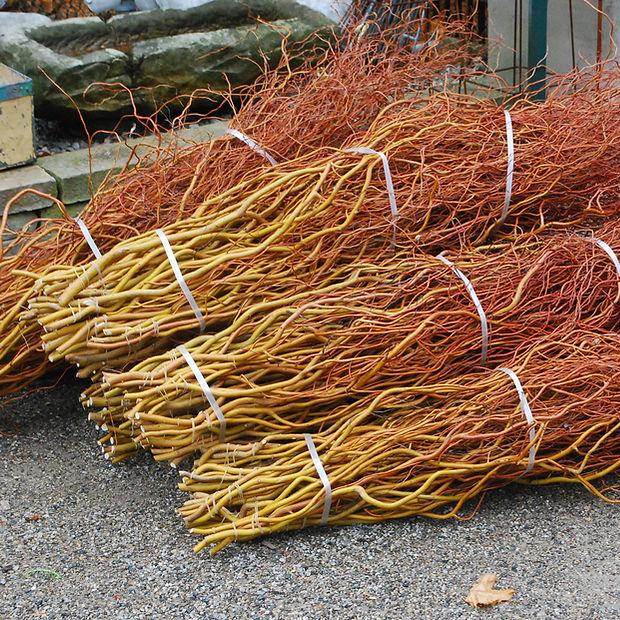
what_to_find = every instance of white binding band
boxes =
[345,147,398,247]
[178,345,226,443]
[303,433,332,526]
[498,109,514,225]
[592,237,620,278]
[155,229,206,332]
[436,254,489,364]
[498,367,536,473]
[226,128,277,166]
[75,217,102,260]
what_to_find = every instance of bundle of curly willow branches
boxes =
[177,329,620,554]
[28,77,620,385]
[0,19,473,396]
[75,219,620,464]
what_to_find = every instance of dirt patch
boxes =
[2,0,95,20]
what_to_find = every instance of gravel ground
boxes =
[34,118,89,156]
[1,377,619,620]
[34,118,148,157]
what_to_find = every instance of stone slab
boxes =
[0,13,51,29]
[0,2,332,116]
[0,164,57,214]
[40,201,88,220]
[38,143,133,205]
[1,210,40,254]
[163,119,229,146]
[133,18,318,100]
[0,119,229,220]
[37,119,229,205]
[4,210,38,234]
[2,211,39,254]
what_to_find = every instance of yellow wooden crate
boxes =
[0,64,35,170]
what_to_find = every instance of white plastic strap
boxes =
[303,433,332,526]
[592,238,620,278]
[226,129,277,166]
[76,217,102,260]
[155,229,206,332]
[436,254,489,364]
[498,367,536,473]
[346,147,398,247]
[498,109,515,225]
[178,345,226,443]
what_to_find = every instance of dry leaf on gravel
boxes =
[465,573,515,608]
[25,514,41,522]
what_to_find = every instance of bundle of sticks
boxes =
[0,15,474,395]
[25,69,620,554]
[70,220,619,465]
[180,328,620,554]
[4,19,620,556]
[29,76,620,379]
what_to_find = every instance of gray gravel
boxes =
[34,119,94,157]
[1,377,619,620]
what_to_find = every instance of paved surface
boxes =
[1,378,619,620]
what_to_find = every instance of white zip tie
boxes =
[498,109,515,226]
[436,254,489,364]
[345,147,398,247]
[178,345,226,443]
[155,229,206,332]
[592,237,620,278]
[303,433,332,526]
[498,367,536,473]
[75,216,102,260]
[226,129,277,166]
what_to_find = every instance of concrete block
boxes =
[0,164,57,214]
[37,120,229,205]
[4,210,38,233]
[1,210,40,254]
[118,119,229,159]
[40,201,88,220]
[38,143,133,205]
[2,211,39,253]
[168,120,229,146]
